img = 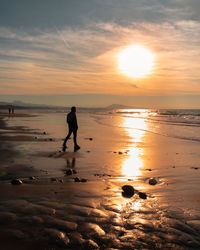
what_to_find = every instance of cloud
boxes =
[0,0,200,96]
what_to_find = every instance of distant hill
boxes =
[0,101,141,110]
[105,104,138,110]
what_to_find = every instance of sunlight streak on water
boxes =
[121,111,148,177]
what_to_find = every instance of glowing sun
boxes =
[117,45,154,78]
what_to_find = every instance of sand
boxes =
[0,111,200,249]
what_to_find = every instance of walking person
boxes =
[62,106,80,152]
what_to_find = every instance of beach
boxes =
[0,109,200,249]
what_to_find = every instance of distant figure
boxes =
[8,107,11,114]
[11,106,14,114]
[62,106,80,152]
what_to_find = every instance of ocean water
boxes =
[5,108,200,142]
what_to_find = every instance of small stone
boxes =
[146,168,152,171]
[43,131,46,135]
[74,177,81,182]
[49,138,53,141]
[122,185,135,198]
[66,169,73,175]
[89,138,93,141]
[11,179,23,185]
[118,152,123,154]
[86,150,91,153]
[29,176,36,180]
[34,137,37,139]
[138,192,147,199]
[51,177,57,182]
[149,178,157,185]
[81,178,87,182]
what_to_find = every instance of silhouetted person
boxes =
[8,107,11,114]
[62,106,80,152]
[11,107,14,114]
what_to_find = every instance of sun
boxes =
[117,45,154,78]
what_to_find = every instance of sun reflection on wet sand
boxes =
[121,110,148,177]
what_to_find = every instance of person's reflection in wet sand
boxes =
[65,157,76,175]
[67,157,76,169]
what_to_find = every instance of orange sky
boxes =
[0,1,200,107]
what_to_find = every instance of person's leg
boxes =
[63,129,72,151]
[73,129,80,151]
[73,129,77,146]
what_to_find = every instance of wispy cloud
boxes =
[0,0,200,97]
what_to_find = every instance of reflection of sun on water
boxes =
[121,110,148,177]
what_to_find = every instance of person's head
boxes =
[71,106,76,113]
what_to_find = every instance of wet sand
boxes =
[0,111,200,249]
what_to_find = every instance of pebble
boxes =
[74,177,81,182]
[51,177,57,182]
[11,179,23,185]
[122,185,135,198]
[149,178,157,185]
[29,176,36,180]
[66,169,73,175]
[81,178,87,183]
[138,192,147,199]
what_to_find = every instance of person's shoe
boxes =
[74,145,80,152]
[62,145,67,152]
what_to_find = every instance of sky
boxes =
[0,0,200,108]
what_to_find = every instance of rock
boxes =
[72,169,77,174]
[34,136,37,139]
[51,177,57,182]
[118,152,123,154]
[74,177,81,182]
[29,176,36,180]
[43,131,46,135]
[138,192,147,199]
[11,179,23,185]
[149,178,157,185]
[146,168,152,171]
[49,138,53,141]
[66,169,73,175]
[89,138,93,141]
[122,185,135,198]
[81,178,87,182]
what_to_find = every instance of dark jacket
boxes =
[67,112,78,130]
